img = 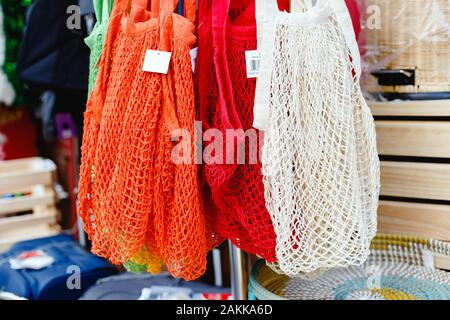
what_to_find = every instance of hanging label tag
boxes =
[143,50,172,74]
[245,50,261,78]
[190,47,198,73]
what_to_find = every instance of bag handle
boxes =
[211,0,244,132]
[127,0,150,21]
[101,0,114,23]
[183,0,196,24]
[178,0,196,24]
[93,0,103,23]
[159,16,182,135]
[290,0,312,11]
[253,0,361,130]
[157,0,181,135]
[150,0,195,23]
[304,0,316,9]
[92,0,112,23]
[152,0,197,135]
[253,0,278,130]
[151,0,175,14]
[197,0,215,131]
[329,0,361,77]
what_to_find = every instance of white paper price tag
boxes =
[190,47,198,73]
[143,50,172,74]
[245,50,261,78]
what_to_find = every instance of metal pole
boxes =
[228,241,250,300]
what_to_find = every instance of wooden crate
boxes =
[376,121,450,158]
[378,201,450,241]
[369,100,450,117]
[0,158,60,252]
[380,161,450,201]
[369,100,450,270]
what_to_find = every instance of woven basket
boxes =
[249,235,450,300]
[364,0,450,95]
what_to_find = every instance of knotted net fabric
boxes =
[198,0,284,262]
[78,0,218,281]
[78,0,128,246]
[254,0,380,276]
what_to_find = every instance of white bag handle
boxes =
[253,0,362,131]
[304,0,314,9]
[329,0,362,77]
[253,0,279,130]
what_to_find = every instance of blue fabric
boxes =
[178,0,184,16]
[80,273,230,300]
[0,234,116,300]
[79,0,95,16]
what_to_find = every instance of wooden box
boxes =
[0,158,60,251]
[370,99,450,270]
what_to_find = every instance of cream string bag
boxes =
[253,0,380,277]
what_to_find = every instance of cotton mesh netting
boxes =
[78,0,379,280]
[197,0,278,262]
[78,0,220,281]
[258,4,380,276]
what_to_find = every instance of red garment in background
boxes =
[0,111,37,160]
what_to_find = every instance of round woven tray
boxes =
[249,235,450,300]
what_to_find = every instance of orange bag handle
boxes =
[151,0,196,23]
[123,0,196,135]
[182,0,197,24]
[150,0,175,15]
[127,0,150,21]
[157,0,181,135]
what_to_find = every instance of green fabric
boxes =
[123,260,148,274]
[85,0,114,94]
[2,0,32,106]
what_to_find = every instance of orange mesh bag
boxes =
[78,0,220,280]
[79,1,162,262]
[78,0,131,241]
[130,0,223,280]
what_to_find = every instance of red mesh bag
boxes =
[197,0,292,262]
[78,0,219,280]
[197,0,255,257]
[197,0,357,262]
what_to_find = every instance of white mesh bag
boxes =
[253,0,380,277]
